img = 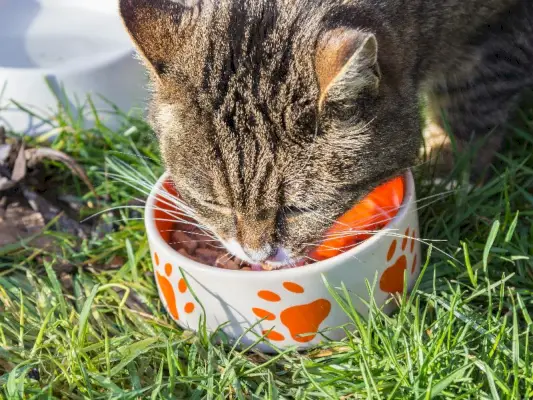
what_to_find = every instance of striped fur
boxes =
[120,0,532,263]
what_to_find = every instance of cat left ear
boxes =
[315,29,381,110]
[119,0,191,79]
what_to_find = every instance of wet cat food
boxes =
[167,222,269,271]
[162,176,405,271]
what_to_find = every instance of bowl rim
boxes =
[144,169,416,277]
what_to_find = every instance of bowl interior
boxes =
[0,0,131,69]
[148,171,415,271]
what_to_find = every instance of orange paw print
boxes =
[153,252,196,320]
[252,282,331,343]
[379,228,418,294]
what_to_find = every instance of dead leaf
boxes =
[310,346,352,359]
[25,147,97,198]
[0,203,46,248]
[37,256,75,274]
[112,287,151,313]
[0,144,12,165]
[0,177,16,191]
[11,143,26,182]
[0,197,5,218]
[109,255,126,269]
[0,358,14,374]
[23,188,87,238]
[57,194,85,211]
[59,272,74,292]
[247,353,269,364]
[4,202,45,231]
[0,134,99,257]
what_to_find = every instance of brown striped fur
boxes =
[120,0,532,264]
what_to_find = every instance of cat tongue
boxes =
[250,263,264,271]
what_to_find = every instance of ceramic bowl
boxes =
[145,171,421,352]
[0,0,146,135]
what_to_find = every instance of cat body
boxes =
[120,0,532,266]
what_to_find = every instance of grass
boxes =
[0,96,532,399]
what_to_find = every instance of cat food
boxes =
[164,176,405,271]
[167,222,260,270]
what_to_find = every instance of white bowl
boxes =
[0,0,147,135]
[145,171,421,352]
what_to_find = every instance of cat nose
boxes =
[243,244,277,263]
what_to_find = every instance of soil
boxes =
[0,125,130,273]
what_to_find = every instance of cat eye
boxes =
[200,200,232,215]
[283,205,312,218]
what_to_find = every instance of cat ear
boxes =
[315,29,381,110]
[119,0,191,78]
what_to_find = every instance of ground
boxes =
[0,96,532,399]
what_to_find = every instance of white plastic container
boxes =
[0,0,147,135]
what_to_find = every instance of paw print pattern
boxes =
[379,228,418,294]
[153,252,196,320]
[252,282,331,343]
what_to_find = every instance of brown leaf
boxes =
[0,203,47,248]
[0,197,6,218]
[4,202,45,231]
[86,255,125,272]
[112,287,151,313]
[309,346,352,359]
[23,188,87,238]
[0,177,16,191]
[25,147,97,198]
[0,144,12,165]
[37,256,76,274]
[109,255,126,269]
[59,272,74,292]
[11,143,26,182]
[0,358,14,374]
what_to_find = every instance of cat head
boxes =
[120,0,420,266]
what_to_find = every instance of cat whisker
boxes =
[379,232,458,263]
[301,243,364,264]
[218,252,233,264]
[107,174,180,207]
[321,189,457,231]
[286,196,352,228]
[323,230,446,243]
[302,255,319,263]
[162,229,220,240]
[105,169,216,235]
[100,215,217,241]
[287,188,456,231]
[106,149,160,165]
[107,157,158,187]
[108,173,196,215]
[146,210,212,231]
[167,237,221,243]
[81,202,189,223]
[313,229,457,263]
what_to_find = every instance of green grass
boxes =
[0,97,533,399]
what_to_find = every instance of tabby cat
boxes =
[119,0,532,266]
